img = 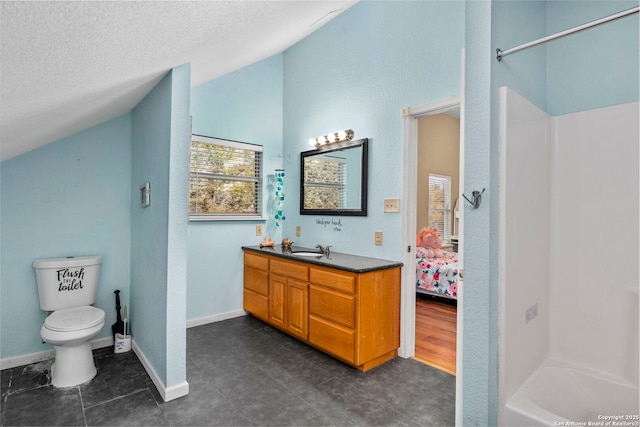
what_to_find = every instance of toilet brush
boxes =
[123,306,128,337]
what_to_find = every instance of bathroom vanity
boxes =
[242,245,402,371]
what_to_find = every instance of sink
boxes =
[291,251,324,257]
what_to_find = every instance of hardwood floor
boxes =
[413,294,457,375]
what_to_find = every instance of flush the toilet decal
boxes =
[56,268,85,291]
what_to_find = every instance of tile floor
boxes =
[1,315,455,426]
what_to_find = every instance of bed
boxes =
[415,247,460,300]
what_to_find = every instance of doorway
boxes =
[399,95,464,423]
[413,110,460,375]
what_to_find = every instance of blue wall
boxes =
[188,55,283,321]
[546,0,639,115]
[0,115,132,359]
[1,63,191,391]
[130,64,190,388]
[186,0,464,319]
[282,1,465,259]
[464,0,639,424]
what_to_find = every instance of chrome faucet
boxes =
[315,244,332,257]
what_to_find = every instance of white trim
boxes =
[189,215,266,222]
[399,111,418,359]
[191,134,263,152]
[455,47,466,427]
[186,309,247,328]
[497,85,509,425]
[132,339,189,402]
[0,349,55,370]
[91,335,114,350]
[0,335,113,370]
[165,380,190,402]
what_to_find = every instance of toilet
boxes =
[33,256,105,388]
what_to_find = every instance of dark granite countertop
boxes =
[242,245,403,273]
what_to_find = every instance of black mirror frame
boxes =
[300,138,368,216]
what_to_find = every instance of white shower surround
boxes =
[498,87,639,426]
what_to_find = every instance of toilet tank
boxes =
[33,256,102,311]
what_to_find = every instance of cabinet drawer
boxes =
[309,267,355,294]
[244,252,269,271]
[309,315,355,364]
[243,290,268,322]
[271,258,308,281]
[244,267,269,296]
[309,284,355,328]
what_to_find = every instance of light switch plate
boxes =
[296,226,301,237]
[375,231,383,245]
[384,198,400,213]
[256,225,263,236]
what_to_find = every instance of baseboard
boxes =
[0,335,114,370]
[132,339,189,402]
[91,335,114,350]
[0,348,55,370]
[186,309,246,328]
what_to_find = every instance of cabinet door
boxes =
[269,274,286,330]
[287,279,309,340]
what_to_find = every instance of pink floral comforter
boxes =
[416,248,459,299]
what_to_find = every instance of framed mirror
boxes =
[300,138,368,216]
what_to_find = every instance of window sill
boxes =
[189,215,266,222]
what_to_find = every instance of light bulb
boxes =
[308,138,317,147]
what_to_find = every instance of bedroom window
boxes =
[189,135,263,221]
[428,173,451,243]
[302,154,346,210]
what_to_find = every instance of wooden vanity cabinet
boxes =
[242,250,400,371]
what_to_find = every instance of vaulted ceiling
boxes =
[0,1,356,161]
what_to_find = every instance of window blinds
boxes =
[189,135,263,219]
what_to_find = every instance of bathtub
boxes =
[503,359,639,426]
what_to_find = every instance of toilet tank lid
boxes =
[33,256,102,269]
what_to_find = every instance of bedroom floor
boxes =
[1,315,455,426]
[414,295,457,375]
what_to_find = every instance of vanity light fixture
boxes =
[308,129,355,148]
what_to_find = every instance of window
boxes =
[189,135,263,220]
[428,173,451,243]
[302,154,346,210]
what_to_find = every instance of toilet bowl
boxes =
[33,256,105,388]
[40,306,105,387]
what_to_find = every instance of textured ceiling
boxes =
[0,1,356,161]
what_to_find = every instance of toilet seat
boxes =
[45,306,105,332]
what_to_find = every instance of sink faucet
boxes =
[315,244,332,257]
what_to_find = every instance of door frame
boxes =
[399,95,464,424]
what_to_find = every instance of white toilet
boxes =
[33,255,105,388]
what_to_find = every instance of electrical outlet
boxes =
[256,225,263,236]
[525,303,538,323]
[384,198,400,213]
[296,226,301,237]
[375,231,383,245]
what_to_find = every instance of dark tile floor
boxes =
[1,315,455,426]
